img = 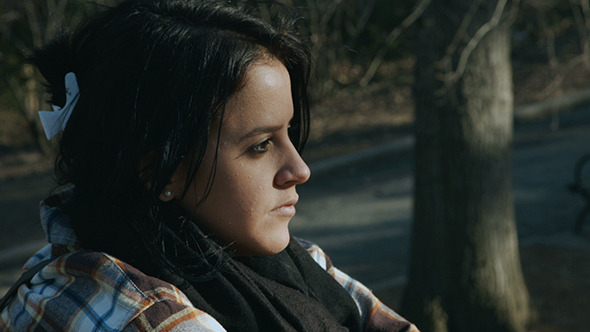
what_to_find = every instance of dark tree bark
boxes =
[401,1,531,331]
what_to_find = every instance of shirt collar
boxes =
[40,187,79,247]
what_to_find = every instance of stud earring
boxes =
[164,191,172,198]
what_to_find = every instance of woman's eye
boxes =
[251,138,272,154]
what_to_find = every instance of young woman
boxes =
[0,0,419,331]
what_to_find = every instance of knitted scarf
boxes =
[155,237,363,331]
[66,193,362,331]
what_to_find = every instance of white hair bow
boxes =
[38,72,79,140]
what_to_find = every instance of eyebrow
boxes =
[238,124,284,142]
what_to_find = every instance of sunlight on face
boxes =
[178,58,311,256]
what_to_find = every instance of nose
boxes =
[274,144,311,188]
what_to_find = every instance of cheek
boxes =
[190,156,276,224]
[225,173,275,223]
[227,176,265,213]
[210,169,262,212]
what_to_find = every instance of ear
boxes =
[159,187,175,202]
[139,152,186,202]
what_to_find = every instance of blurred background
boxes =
[2,0,590,161]
[1,0,590,331]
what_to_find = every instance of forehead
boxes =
[222,59,293,130]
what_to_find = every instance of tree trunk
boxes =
[401,1,531,331]
[22,64,53,155]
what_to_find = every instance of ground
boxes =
[374,245,590,332]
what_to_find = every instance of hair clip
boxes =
[38,72,79,140]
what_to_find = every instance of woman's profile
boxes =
[0,0,418,331]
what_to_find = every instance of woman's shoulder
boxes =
[293,237,333,270]
[0,249,225,331]
[294,238,420,332]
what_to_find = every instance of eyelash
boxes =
[250,138,272,154]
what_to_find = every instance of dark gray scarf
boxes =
[155,237,363,331]
[66,193,362,331]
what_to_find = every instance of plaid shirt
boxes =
[0,191,419,331]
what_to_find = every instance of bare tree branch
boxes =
[360,0,432,87]
[537,54,585,98]
[6,76,27,116]
[443,0,509,83]
[347,0,376,50]
[319,0,343,33]
[23,0,43,48]
[569,0,586,62]
[579,0,590,68]
[444,0,483,63]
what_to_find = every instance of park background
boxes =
[1,0,590,331]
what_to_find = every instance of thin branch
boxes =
[535,7,558,69]
[5,76,27,117]
[360,0,432,87]
[582,0,590,30]
[445,0,484,62]
[570,0,586,57]
[444,0,509,83]
[537,54,585,99]
[348,0,376,50]
[23,0,43,48]
[305,0,320,38]
[45,0,70,40]
[581,0,590,68]
[319,0,342,33]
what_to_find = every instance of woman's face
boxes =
[172,58,311,256]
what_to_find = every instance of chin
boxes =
[233,235,290,257]
[270,236,290,254]
[252,230,291,256]
[274,229,292,251]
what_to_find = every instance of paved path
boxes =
[292,105,590,289]
[2,104,590,296]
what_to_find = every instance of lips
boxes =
[272,196,299,217]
